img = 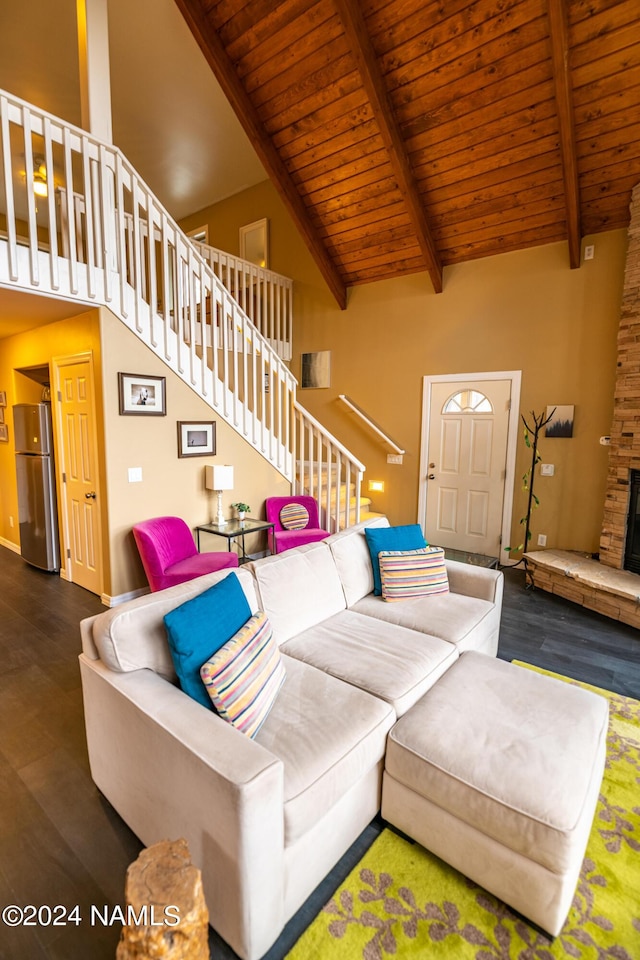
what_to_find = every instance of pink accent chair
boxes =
[132,516,238,592]
[265,495,330,555]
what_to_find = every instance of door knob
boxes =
[85,491,97,499]
[428,474,435,480]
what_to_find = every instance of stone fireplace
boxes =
[600,182,640,569]
[526,183,640,629]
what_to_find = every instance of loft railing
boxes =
[0,88,364,526]
[193,241,293,361]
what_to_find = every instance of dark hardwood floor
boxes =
[0,547,638,959]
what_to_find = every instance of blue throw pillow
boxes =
[364,524,427,596]
[163,572,252,708]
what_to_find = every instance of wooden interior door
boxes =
[54,355,103,596]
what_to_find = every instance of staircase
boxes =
[0,88,367,531]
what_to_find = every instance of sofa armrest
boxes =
[79,654,284,960]
[445,559,504,606]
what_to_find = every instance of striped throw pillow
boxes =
[200,612,285,738]
[280,502,309,530]
[379,547,449,602]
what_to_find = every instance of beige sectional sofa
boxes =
[79,517,503,959]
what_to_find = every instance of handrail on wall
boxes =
[338,394,405,455]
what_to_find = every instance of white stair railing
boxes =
[0,88,364,527]
[194,241,293,361]
[294,401,365,532]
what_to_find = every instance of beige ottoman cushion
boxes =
[382,652,608,936]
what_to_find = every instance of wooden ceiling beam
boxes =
[173,0,348,310]
[546,0,582,268]
[333,0,443,294]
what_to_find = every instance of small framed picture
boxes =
[545,405,575,438]
[177,421,216,458]
[118,373,166,416]
[301,350,331,389]
[0,423,8,442]
[0,391,6,406]
[0,407,4,424]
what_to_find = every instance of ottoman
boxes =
[381,652,608,936]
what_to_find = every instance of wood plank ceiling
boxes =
[174,0,640,308]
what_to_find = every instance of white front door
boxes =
[421,376,516,559]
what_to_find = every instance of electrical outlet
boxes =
[537,534,547,547]
[584,244,595,260]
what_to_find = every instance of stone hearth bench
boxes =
[381,652,608,937]
[525,549,640,628]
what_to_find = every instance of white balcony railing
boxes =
[0,88,364,526]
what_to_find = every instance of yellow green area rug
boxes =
[286,666,640,960]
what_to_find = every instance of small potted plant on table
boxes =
[231,502,251,522]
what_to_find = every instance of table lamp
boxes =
[205,464,234,526]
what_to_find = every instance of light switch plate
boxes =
[128,467,143,483]
[540,463,554,476]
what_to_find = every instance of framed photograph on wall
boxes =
[0,407,4,424]
[301,350,331,389]
[177,421,216,458]
[545,404,575,438]
[0,424,8,442]
[0,391,6,406]
[118,373,166,416]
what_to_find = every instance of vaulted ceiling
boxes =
[174,0,640,308]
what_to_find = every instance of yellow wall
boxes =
[99,309,289,598]
[0,302,289,600]
[182,180,627,557]
[0,308,102,553]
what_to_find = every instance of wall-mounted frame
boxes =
[0,407,4,424]
[118,373,166,416]
[177,421,216,458]
[0,390,6,406]
[0,424,7,442]
[545,404,574,438]
[301,350,331,389]
[239,218,269,268]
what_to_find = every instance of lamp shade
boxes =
[205,464,234,491]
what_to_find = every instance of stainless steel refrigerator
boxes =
[13,403,61,572]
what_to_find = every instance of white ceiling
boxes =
[0,0,268,339]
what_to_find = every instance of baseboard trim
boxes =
[101,586,150,607]
[0,537,21,555]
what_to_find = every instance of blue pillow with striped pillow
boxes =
[364,523,427,595]
[379,547,449,602]
[200,611,285,738]
[163,572,252,708]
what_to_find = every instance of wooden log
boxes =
[116,838,209,960]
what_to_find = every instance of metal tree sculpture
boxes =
[506,407,555,585]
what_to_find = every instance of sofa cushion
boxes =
[326,517,389,606]
[91,567,258,679]
[365,524,427,595]
[281,610,458,716]
[163,573,252,708]
[200,612,286,738]
[247,541,346,643]
[379,547,449,602]
[255,655,395,845]
[352,589,495,652]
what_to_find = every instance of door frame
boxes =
[51,350,104,594]
[418,371,522,563]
